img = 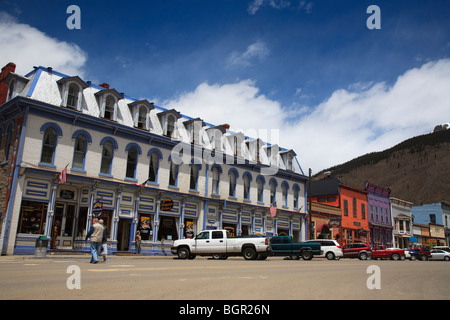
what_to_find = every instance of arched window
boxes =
[256,175,265,203]
[293,184,300,209]
[126,147,138,179]
[67,83,80,108]
[168,155,179,187]
[189,163,200,191]
[40,127,57,164]
[72,134,87,170]
[211,165,221,195]
[243,172,252,200]
[269,178,278,205]
[281,181,289,207]
[228,168,239,198]
[100,141,114,175]
[148,149,163,183]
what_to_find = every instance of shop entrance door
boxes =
[117,219,131,251]
[52,202,77,249]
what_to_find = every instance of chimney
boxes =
[0,62,17,105]
[99,83,110,89]
[221,124,230,130]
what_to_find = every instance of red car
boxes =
[408,246,432,261]
[342,243,372,260]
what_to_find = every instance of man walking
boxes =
[85,218,105,264]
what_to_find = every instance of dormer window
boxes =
[67,84,79,108]
[206,125,226,151]
[157,109,182,138]
[104,96,115,120]
[183,118,205,145]
[57,76,88,110]
[95,88,123,121]
[129,100,154,131]
[280,149,297,171]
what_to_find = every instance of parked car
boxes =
[372,245,405,260]
[429,249,450,261]
[270,236,321,260]
[408,246,432,261]
[433,246,450,253]
[305,239,343,260]
[342,243,372,260]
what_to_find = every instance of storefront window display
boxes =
[184,219,196,239]
[138,214,153,241]
[158,216,179,241]
[17,200,48,234]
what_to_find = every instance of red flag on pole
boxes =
[270,202,277,217]
[59,164,68,184]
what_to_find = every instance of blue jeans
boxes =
[90,242,102,262]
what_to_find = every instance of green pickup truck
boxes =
[270,236,322,260]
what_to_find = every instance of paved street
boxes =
[0,254,449,300]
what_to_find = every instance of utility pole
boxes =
[308,168,312,240]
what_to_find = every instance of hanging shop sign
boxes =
[328,219,340,228]
[160,198,174,211]
[92,200,103,217]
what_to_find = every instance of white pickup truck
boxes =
[171,229,271,260]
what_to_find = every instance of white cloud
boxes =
[247,0,312,15]
[0,12,87,77]
[162,59,450,174]
[227,41,269,68]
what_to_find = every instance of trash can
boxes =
[34,236,49,257]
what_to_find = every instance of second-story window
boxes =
[100,141,114,175]
[169,159,179,187]
[189,163,199,191]
[40,127,57,164]
[229,170,237,198]
[126,147,138,179]
[72,135,87,170]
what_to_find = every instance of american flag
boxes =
[270,202,277,217]
[59,164,68,184]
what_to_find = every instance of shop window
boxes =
[184,220,196,239]
[75,207,88,238]
[138,214,153,241]
[17,201,48,234]
[158,216,178,241]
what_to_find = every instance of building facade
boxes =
[365,181,393,248]
[310,177,369,245]
[412,202,449,247]
[390,197,413,248]
[0,63,308,255]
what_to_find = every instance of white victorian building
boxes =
[0,63,308,255]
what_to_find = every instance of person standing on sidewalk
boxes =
[99,219,108,261]
[85,218,105,264]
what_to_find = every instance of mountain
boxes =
[315,129,450,205]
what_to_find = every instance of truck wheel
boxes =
[177,247,190,260]
[391,253,400,260]
[243,247,257,260]
[301,250,313,260]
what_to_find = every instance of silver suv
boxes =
[306,239,343,260]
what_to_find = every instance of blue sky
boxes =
[1,0,450,173]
